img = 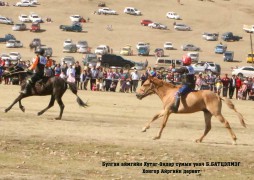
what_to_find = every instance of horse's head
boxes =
[136,76,163,100]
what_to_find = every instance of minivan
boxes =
[154,58,182,71]
[124,7,141,16]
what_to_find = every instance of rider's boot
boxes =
[171,92,181,113]
[20,80,32,95]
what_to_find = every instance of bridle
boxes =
[139,80,164,97]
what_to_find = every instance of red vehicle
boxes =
[140,19,153,26]
[30,22,40,32]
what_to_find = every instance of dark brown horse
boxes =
[136,76,246,144]
[4,66,88,120]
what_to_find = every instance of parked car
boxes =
[163,42,174,50]
[174,23,191,31]
[232,66,254,78]
[214,44,227,54]
[136,42,149,49]
[101,54,135,69]
[15,1,35,7]
[29,38,41,48]
[6,40,23,48]
[187,52,199,63]
[120,45,133,56]
[76,40,88,49]
[30,22,40,32]
[202,32,219,41]
[137,46,150,56]
[246,53,254,63]
[0,16,13,25]
[124,7,141,15]
[243,24,254,33]
[148,22,167,30]
[131,61,148,70]
[61,56,75,65]
[0,34,16,43]
[223,51,234,62]
[181,44,200,51]
[12,23,26,31]
[192,62,221,75]
[154,58,182,71]
[98,7,117,15]
[0,53,10,60]
[9,52,21,61]
[221,32,242,42]
[95,45,110,55]
[70,15,82,22]
[63,39,73,47]
[166,12,181,20]
[82,53,99,67]
[59,24,82,32]
[18,14,31,22]
[77,45,90,54]
[63,44,77,53]
[154,48,164,57]
[140,19,153,26]
[29,13,42,23]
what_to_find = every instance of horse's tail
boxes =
[66,81,88,107]
[221,97,246,128]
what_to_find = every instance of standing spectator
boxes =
[105,69,114,91]
[140,72,148,85]
[131,68,140,93]
[83,67,91,90]
[54,64,61,77]
[97,67,104,91]
[235,75,242,99]
[228,74,236,99]
[221,73,230,97]
[75,61,81,88]
[80,69,87,90]
[61,63,68,76]
[90,66,98,90]
[0,65,3,84]
[195,72,203,90]
[66,64,76,83]
[207,74,216,92]
[246,77,253,100]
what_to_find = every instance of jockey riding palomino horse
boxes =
[3,61,88,120]
[136,77,246,145]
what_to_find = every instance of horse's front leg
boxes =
[142,109,164,132]
[5,94,26,113]
[37,95,55,116]
[153,109,171,140]
[19,100,25,112]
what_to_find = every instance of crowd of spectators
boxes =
[0,58,254,100]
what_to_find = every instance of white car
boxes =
[0,53,11,60]
[29,13,42,23]
[163,42,174,50]
[174,23,191,31]
[124,7,141,16]
[0,16,13,25]
[148,22,167,30]
[63,39,73,47]
[16,1,35,7]
[70,15,82,22]
[95,45,110,55]
[18,14,31,22]
[77,46,90,54]
[202,32,219,41]
[166,12,181,20]
[232,66,254,78]
[9,52,22,61]
[6,40,23,48]
[136,42,150,49]
[98,7,117,15]
[187,52,199,63]
[76,40,88,49]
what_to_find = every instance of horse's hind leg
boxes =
[55,97,65,120]
[5,94,25,113]
[142,109,164,132]
[37,95,55,116]
[196,111,212,143]
[216,114,237,145]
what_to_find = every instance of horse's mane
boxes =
[151,77,177,88]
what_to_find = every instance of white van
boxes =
[154,58,182,71]
[124,7,141,16]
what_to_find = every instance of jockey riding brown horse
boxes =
[136,76,246,144]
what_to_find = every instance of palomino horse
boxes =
[136,76,246,144]
[3,65,88,120]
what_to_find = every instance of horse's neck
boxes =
[155,83,177,103]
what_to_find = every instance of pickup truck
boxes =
[59,24,82,32]
[0,34,16,43]
[221,32,242,42]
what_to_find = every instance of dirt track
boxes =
[0,85,253,179]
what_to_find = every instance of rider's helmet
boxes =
[35,48,45,56]
[182,55,192,66]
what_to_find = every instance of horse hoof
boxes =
[141,128,146,132]
[4,109,8,113]
[55,117,61,120]
[21,107,25,112]
[37,112,42,116]
[153,136,160,140]
[195,139,201,143]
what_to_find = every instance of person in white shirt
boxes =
[131,68,140,93]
